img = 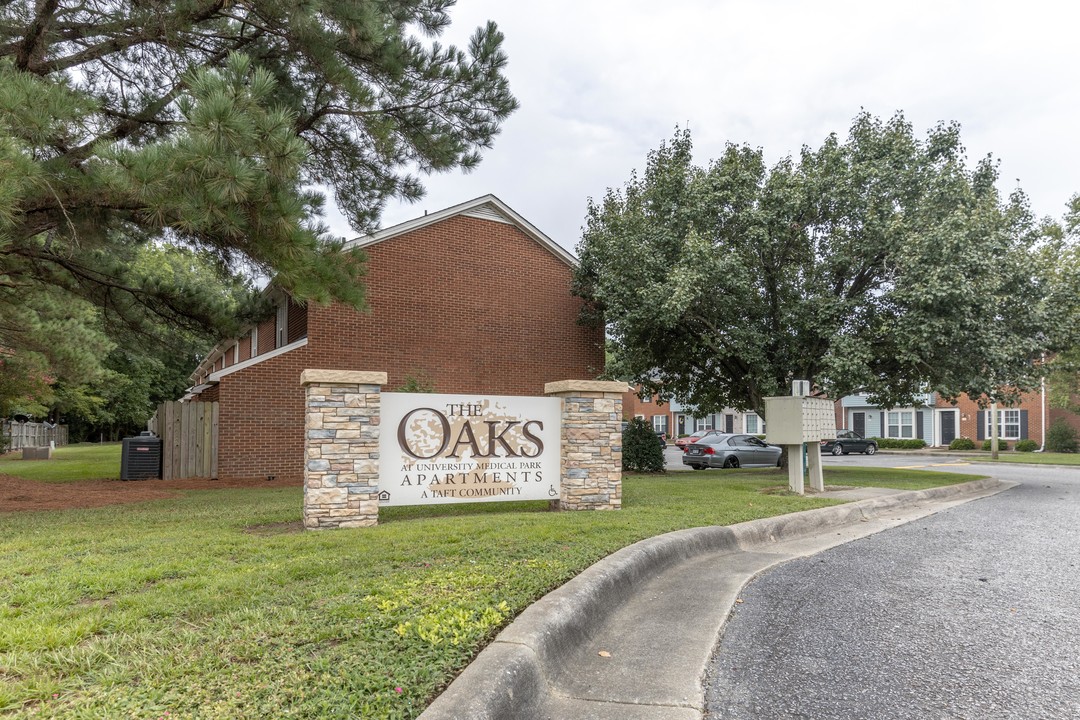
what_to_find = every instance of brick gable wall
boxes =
[308,215,602,395]
[212,214,604,482]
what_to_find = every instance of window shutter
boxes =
[1020,410,1029,440]
[916,412,924,440]
[977,411,985,440]
[879,412,885,437]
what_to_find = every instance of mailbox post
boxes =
[764,396,837,494]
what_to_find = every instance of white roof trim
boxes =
[208,337,308,382]
[343,194,578,267]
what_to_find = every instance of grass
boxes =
[0,453,985,719]
[819,466,976,490]
[0,443,121,482]
[970,451,1080,466]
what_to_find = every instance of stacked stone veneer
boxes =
[300,370,386,529]
[300,373,627,529]
[545,380,629,511]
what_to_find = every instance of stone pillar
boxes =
[544,380,630,511]
[300,370,387,529]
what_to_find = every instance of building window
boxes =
[745,413,764,434]
[886,410,915,439]
[694,417,709,432]
[276,303,288,348]
[652,415,668,435]
[986,409,1021,440]
[641,394,651,404]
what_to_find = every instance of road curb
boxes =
[418,478,1008,720]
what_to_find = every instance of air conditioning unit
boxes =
[121,431,162,480]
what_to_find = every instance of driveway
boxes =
[704,461,1080,719]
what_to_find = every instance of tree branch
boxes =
[14,0,61,71]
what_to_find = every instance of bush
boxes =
[1046,419,1079,453]
[869,437,927,449]
[1014,439,1038,452]
[622,417,665,472]
[948,437,976,451]
[981,439,1009,451]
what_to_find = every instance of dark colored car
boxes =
[682,433,783,470]
[820,429,878,456]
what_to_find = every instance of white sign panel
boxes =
[378,393,562,506]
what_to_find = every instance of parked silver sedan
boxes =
[681,433,783,470]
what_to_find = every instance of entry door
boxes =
[725,414,734,433]
[677,415,686,435]
[940,410,957,446]
[852,412,865,437]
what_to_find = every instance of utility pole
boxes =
[990,401,999,460]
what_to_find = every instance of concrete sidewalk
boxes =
[419,479,1014,720]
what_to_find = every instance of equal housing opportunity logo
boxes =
[378,393,562,506]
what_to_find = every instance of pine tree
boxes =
[0,2,517,397]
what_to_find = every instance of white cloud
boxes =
[324,0,1080,252]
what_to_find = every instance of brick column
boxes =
[544,380,629,511]
[300,370,387,529]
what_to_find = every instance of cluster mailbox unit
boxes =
[764,395,837,494]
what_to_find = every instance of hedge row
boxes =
[868,437,927,449]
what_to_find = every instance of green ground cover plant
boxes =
[869,437,928,449]
[817,466,977,491]
[0,443,121,482]
[972,451,1080,466]
[0,458,983,718]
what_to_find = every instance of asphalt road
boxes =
[703,458,1080,719]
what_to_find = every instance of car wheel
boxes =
[865,444,877,455]
[722,456,740,469]
[776,456,782,468]
[831,444,843,456]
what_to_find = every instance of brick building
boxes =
[836,389,1047,448]
[183,196,605,481]
[621,389,766,438]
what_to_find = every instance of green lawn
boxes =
[0,443,121,482]
[970,451,1080,466]
[0,459,984,719]
[820,466,976,490]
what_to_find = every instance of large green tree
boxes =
[0,1,517,405]
[575,112,1052,418]
[1040,195,1080,412]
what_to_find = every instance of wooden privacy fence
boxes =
[2,421,68,450]
[148,402,218,480]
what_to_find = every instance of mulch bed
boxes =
[0,474,301,513]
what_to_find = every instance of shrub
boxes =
[948,437,976,451]
[870,437,927,449]
[1046,419,1079,453]
[981,439,1009,452]
[622,417,665,472]
[1014,439,1038,452]
[395,370,435,393]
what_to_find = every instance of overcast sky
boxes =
[324,0,1080,255]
